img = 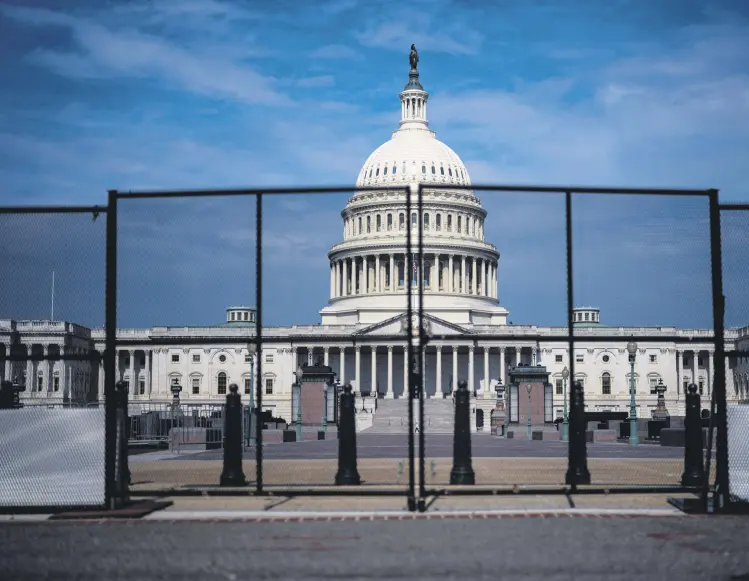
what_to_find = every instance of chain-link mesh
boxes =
[0,210,106,507]
[721,208,749,505]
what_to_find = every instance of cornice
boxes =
[329,240,499,259]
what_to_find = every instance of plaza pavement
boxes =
[129,434,701,492]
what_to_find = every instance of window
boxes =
[602,354,610,363]
[37,374,44,392]
[368,168,372,178]
[358,217,362,233]
[244,312,248,321]
[192,353,200,363]
[387,214,393,230]
[574,376,586,388]
[576,354,584,363]
[140,356,145,366]
[231,312,235,321]
[448,167,453,177]
[555,378,563,395]
[584,312,589,321]
[245,353,252,363]
[649,354,657,363]
[649,376,659,394]
[53,373,60,392]
[217,372,227,395]
[402,161,406,175]
[124,380,130,392]
[601,372,611,395]
[411,213,417,227]
[366,216,371,233]
[555,355,563,363]
[375,167,379,176]
[698,357,704,367]
[219,354,227,363]
[698,380,704,395]
[244,378,251,395]
[421,164,426,174]
[376,214,381,231]
[398,261,405,286]
[440,166,444,175]
[392,165,396,175]
[192,377,200,395]
[457,216,462,233]
[447,215,452,231]
[139,379,145,395]
[399,213,405,230]
[431,165,435,174]
[626,374,637,394]
[265,378,274,395]
[424,213,430,230]
[436,214,441,231]
[265,353,274,363]
[383,166,388,175]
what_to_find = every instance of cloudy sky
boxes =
[0,0,747,330]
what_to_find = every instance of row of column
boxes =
[330,254,498,299]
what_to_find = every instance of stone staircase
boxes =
[364,398,455,434]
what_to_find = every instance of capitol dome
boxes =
[320,48,508,328]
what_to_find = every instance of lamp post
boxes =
[295,365,304,442]
[526,384,532,440]
[494,378,505,438]
[561,366,569,442]
[627,339,639,446]
[247,343,256,446]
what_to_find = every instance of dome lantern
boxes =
[400,44,429,130]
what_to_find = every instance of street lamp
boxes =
[295,365,304,442]
[247,342,257,446]
[627,339,639,446]
[494,378,505,438]
[561,366,570,442]
[526,384,533,440]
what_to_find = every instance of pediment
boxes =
[354,313,468,336]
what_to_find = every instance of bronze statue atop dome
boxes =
[409,44,419,71]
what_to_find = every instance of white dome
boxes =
[356,129,472,188]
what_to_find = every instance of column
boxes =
[436,346,442,396]
[676,349,682,395]
[692,350,698,384]
[340,346,346,384]
[330,262,335,298]
[468,346,475,393]
[430,254,437,291]
[499,347,506,387]
[471,257,477,295]
[342,259,348,296]
[403,346,409,398]
[461,256,466,294]
[364,256,370,293]
[375,254,380,292]
[386,346,393,398]
[389,254,395,292]
[129,349,135,395]
[448,255,454,293]
[371,346,378,396]
[323,346,329,366]
[354,346,361,393]
[708,351,714,396]
[483,345,490,397]
[452,346,458,391]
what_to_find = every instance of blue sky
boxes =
[0,0,747,330]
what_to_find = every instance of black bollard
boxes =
[335,384,361,485]
[114,380,131,496]
[681,383,705,487]
[565,380,591,486]
[450,380,475,485]
[220,383,247,486]
[0,380,13,409]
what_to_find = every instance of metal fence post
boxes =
[565,380,591,486]
[335,384,361,485]
[450,379,475,485]
[220,384,247,486]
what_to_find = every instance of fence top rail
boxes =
[719,203,749,210]
[0,205,106,215]
[111,184,716,199]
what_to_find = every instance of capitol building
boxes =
[2,53,747,427]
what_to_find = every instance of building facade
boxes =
[2,54,747,425]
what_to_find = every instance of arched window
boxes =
[448,167,453,177]
[376,167,379,176]
[217,372,227,395]
[366,215,371,233]
[457,216,462,233]
[358,217,362,234]
[447,215,452,231]
[411,212,417,228]
[431,165,436,175]
[421,164,426,174]
[376,214,382,231]
[399,213,405,230]
[424,213,430,230]
[436,214,442,231]
[387,213,393,231]
[392,164,396,175]
[440,166,444,175]
[402,161,406,175]
[601,372,611,395]
[383,166,388,175]
[368,168,372,178]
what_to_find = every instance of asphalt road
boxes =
[141,434,685,462]
[1,516,747,581]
